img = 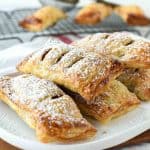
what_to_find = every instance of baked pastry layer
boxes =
[17,41,123,101]
[19,6,66,32]
[75,3,112,25]
[118,69,150,101]
[0,74,96,143]
[67,80,140,123]
[72,32,150,69]
[114,5,150,26]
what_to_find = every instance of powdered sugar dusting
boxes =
[0,75,86,125]
[11,74,63,104]
[73,32,150,67]
[29,41,114,86]
[76,80,139,116]
[18,40,122,100]
[43,43,112,81]
[37,96,81,119]
[66,50,111,81]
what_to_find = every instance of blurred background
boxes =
[0,0,150,51]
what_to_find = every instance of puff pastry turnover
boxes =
[114,5,150,26]
[17,41,123,101]
[19,6,66,32]
[0,74,96,143]
[118,69,150,101]
[67,80,140,123]
[75,3,112,25]
[72,32,150,69]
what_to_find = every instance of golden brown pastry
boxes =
[114,5,150,26]
[67,80,140,123]
[118,69,150,101]
[17,41,123,101]
[0,74,96,143]
[19,6,66,32]
[72,32,150,69]
[75,3,112,25]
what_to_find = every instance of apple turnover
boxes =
[114,5,150,26]
[19,6,66,32]
[75,3,112,25]
[0,74,96,143]
[67,80,140,123]
[72,32,150,69]
[17,41,123,101]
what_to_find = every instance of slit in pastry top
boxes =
[0,74,96,142]
[17,41,123,101]
[72,32,150,69]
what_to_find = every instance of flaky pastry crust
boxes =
[75,3,112,25]
[17,41,123,101]
[0,74,96,143]
[67,80,140,123]
[72,32,150,69]
[19,6,66,32]
[118,69,150,101]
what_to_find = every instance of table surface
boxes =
[0,139,18,150]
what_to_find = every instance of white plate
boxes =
[0,40,150,150]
